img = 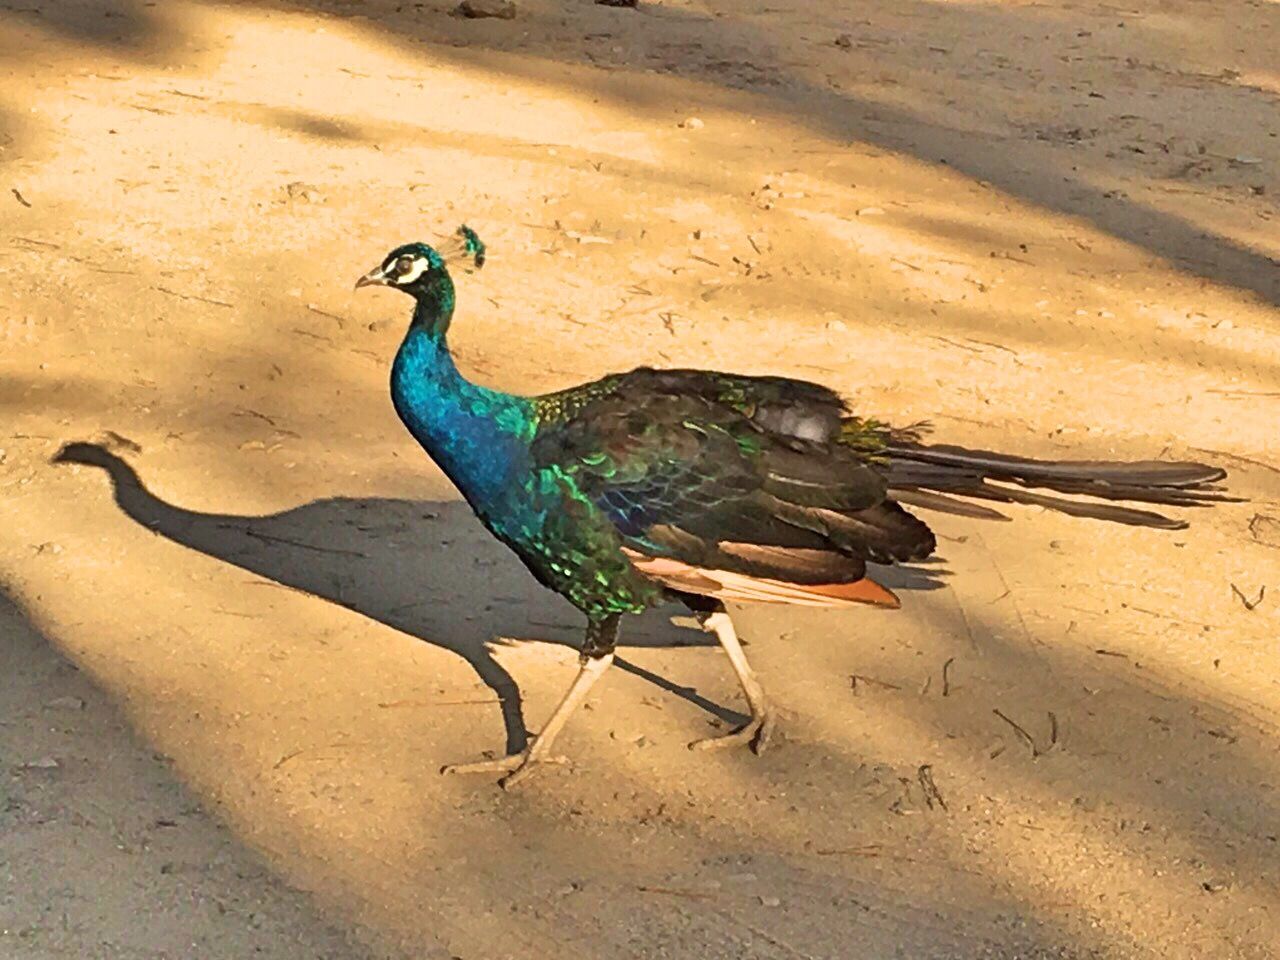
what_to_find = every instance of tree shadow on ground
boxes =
[0,585,376,958]
[8,0,1278,307]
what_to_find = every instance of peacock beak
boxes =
[354,266,389,291]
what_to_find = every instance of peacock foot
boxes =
[688,709,775,756]
[440,745,570,789]
[441,644,615,789]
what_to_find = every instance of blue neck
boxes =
[390,301,534,507]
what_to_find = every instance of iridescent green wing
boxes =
[530,368,934,583]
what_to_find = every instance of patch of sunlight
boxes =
[205,6,666,167]
[1238,70,1280,95]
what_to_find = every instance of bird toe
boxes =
[443,749,570,786]
[440,753,524,776]
[688,712,774,753]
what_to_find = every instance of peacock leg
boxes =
[441,616,619,789]
[689,608,775,755]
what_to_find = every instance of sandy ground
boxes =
[1,594,374,958]
[1,0,1278,957]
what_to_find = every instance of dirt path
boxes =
[1,1,1278,958]
[1,595,380,959]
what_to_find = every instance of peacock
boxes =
[355,226,1231,788]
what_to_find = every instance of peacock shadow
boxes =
[53,441,947,755]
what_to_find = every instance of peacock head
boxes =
[354,225,486,299]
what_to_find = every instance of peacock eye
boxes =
[393,256,415,276]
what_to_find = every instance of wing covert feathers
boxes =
[533,367,935,592]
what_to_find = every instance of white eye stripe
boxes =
[391,257,429,285]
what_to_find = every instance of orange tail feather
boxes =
[623,550,900,609]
